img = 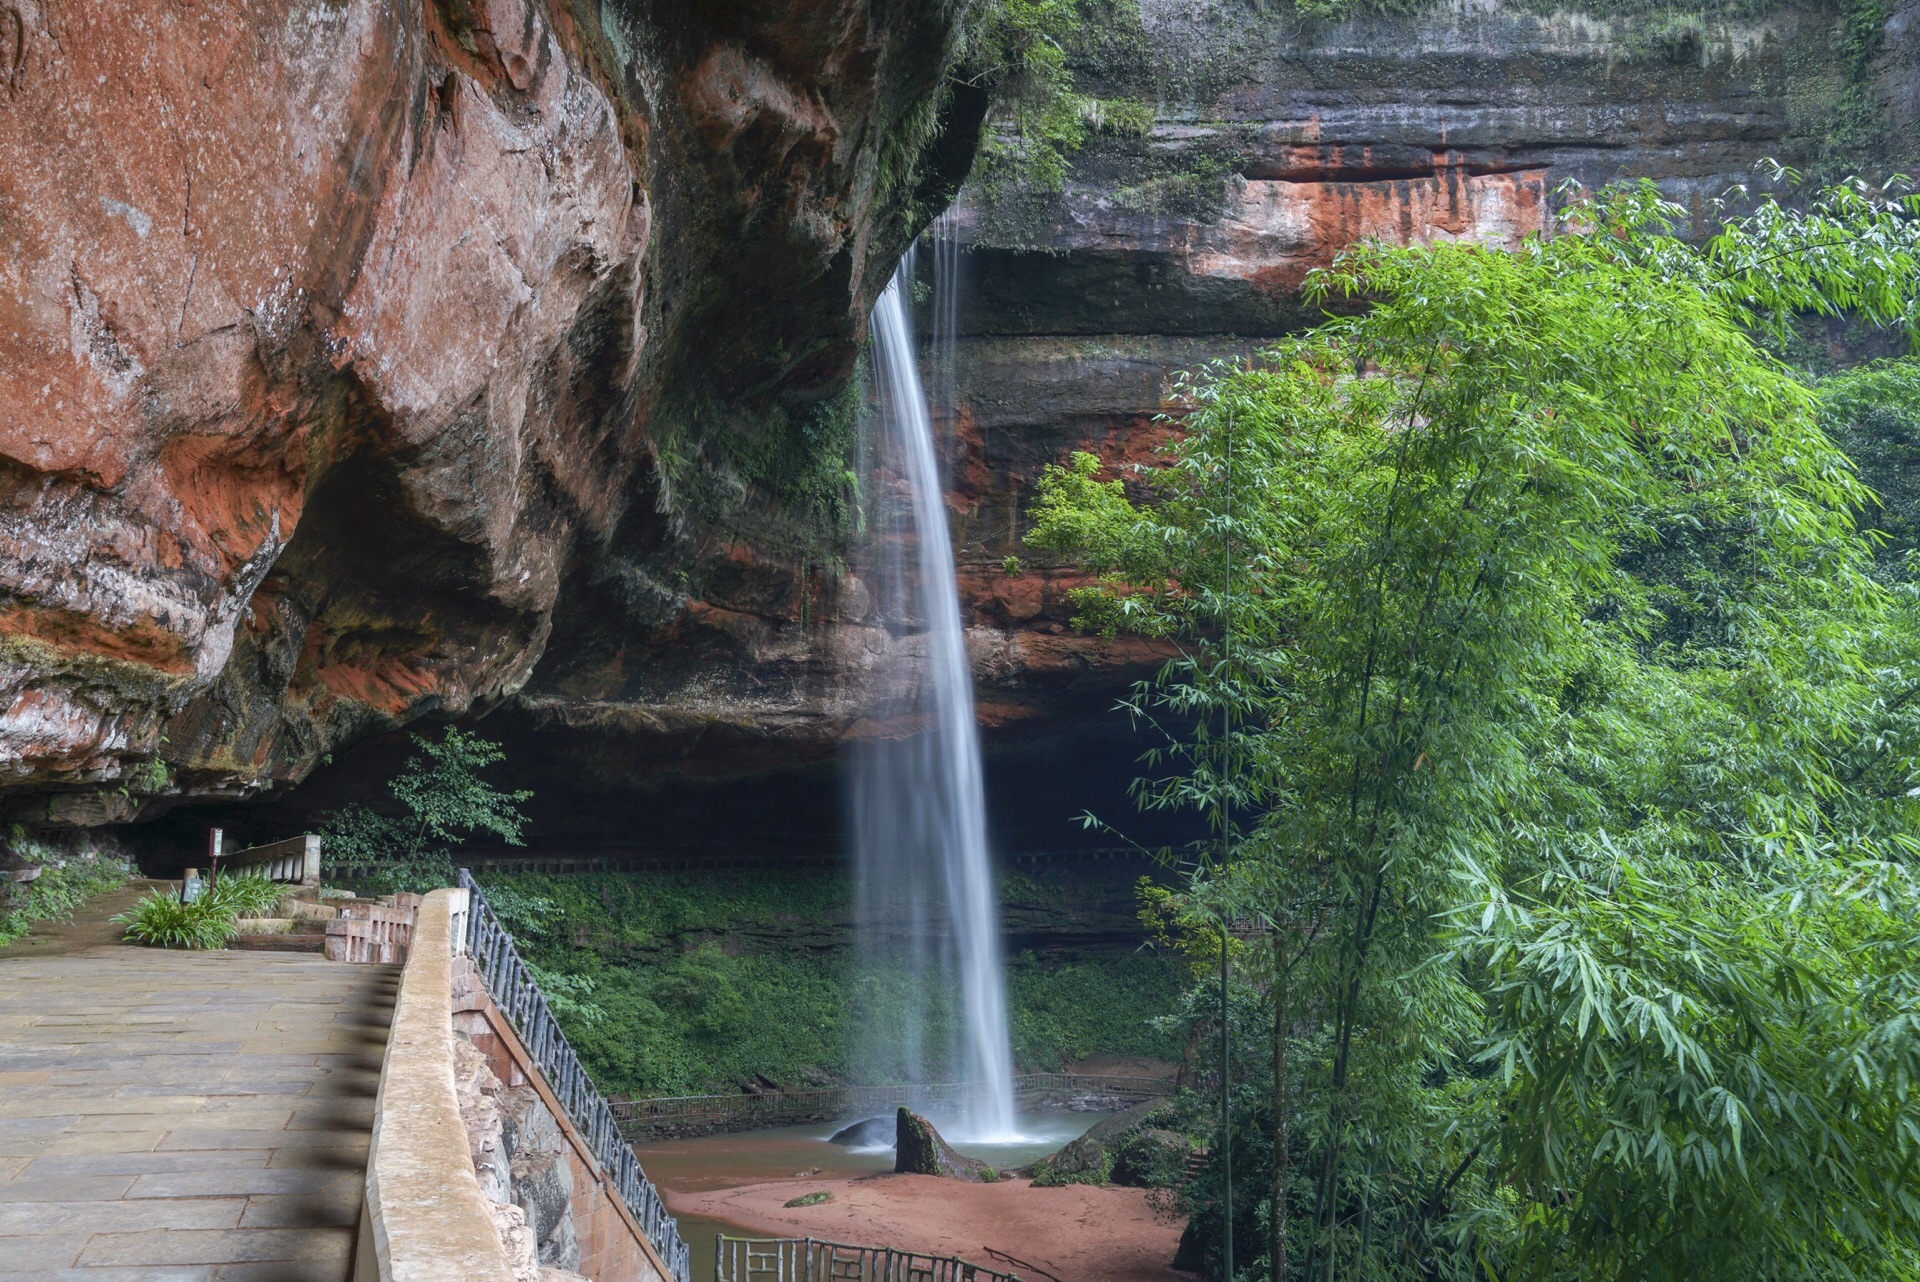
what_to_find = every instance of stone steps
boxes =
[231,932,326,953]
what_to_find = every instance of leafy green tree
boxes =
[320,727,531,892]
[1820,357,1920,561]
[1027,179,1920,1282]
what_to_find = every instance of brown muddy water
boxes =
[638,1110,1101,1279]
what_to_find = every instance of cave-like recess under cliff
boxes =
[0,0,1915,862]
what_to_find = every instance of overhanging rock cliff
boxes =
[0,0,973,822]
[498,0,1920,813]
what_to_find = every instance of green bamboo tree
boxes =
[1028,177,1920,1282]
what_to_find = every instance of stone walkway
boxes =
[0,890,397,1281]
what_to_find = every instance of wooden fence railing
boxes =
[612,1072,1171,1134]
[716,1237,1020,1282]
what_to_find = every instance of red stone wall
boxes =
[452,955,670,1282]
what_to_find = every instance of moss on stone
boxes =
[894,1107,992,1180]
[962,0,1907,250]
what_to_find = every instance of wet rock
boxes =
[829,1116,895,1147]
[894,1108,990,1182]
[487,1199,541,1282]
[452,1033,512,1205]
[502,1091,578,1272]
[452,1030,581,1272]
[1030,1099,1168,1188]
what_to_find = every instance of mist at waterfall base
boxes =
[847,246,1023,1145]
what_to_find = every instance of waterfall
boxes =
[928,210,962,444]
[851,246,1018,1142]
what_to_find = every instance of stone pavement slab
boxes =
[0,938,397,1282]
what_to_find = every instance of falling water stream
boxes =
[851,245,1019,1143]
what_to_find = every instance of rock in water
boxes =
[894,1108,990,1182]
[828,1117,895,1147]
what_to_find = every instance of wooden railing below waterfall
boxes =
[614,1072,1173,1139]
[716,1237,1022,1282]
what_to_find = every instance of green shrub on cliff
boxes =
[955,0,1154,202]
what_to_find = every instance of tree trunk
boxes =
[1271,930,1290,1282]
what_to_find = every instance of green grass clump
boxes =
[0,850,131,949]
[1030,1150,1112,1187]
[202,874,287,918]
[115,892,237,950]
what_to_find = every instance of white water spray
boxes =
[851,247,1018,1142]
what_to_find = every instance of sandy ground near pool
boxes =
[667,1173,1193,1282]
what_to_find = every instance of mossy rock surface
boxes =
[1111,1126,1192,1189]
[1030,1099,1175,1188]
[893,1108,991,1182]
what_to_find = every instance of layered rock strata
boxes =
[946,0,1920,604]
[505,0,1919,813]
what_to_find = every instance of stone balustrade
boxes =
[356,887,517,1282]
[354,884,680,1282]
[326,895,423,964]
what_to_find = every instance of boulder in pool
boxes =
[894,1108,990,1182]
[828,1116,894,1147]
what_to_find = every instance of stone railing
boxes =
[357,882,689,1282]
[357,887,518,1282]
[185,829,321,892]
[614,1071,1173,1138]
[326,895,421,964]
[221,833,322,885]
[715,1236,1021,1282]
[457,869,691,1282]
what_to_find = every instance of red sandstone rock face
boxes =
[0,0,961,821]
[1188,156,1550,293]
[879,0,1913,780]
[1,0,620,807]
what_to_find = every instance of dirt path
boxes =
[669,1173,1192,1282]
